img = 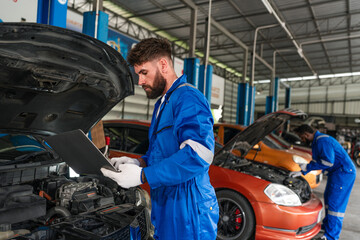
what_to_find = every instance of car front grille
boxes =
[137,209,149,239]
[296,222,317,235]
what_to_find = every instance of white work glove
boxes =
[101,164,143,189]
[110,156,140,170]
[289,171,302,178]
[299,163,307,172]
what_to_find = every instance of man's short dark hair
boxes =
[127,38,172,66]
[294,124,315,135]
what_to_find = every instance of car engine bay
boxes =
[214,150,312,203]
[0,167,150,240]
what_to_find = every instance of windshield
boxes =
[216,116,286,159]
[262,136,286,150]
[270,133,291,146]
[0,133,51,164]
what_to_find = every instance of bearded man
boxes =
[101,38,219,240]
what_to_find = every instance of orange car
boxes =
[214,123,323,189]
[103,109,323,240]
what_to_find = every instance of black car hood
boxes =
[216,108,307,158]
[0,23,134,135]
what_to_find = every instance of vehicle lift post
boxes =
[237,82,249,126]
[37,0,67,28]
[82,0,109,43]
[199,64,213,103]
[184,58,200,88]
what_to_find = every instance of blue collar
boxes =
[165,74,187,97]
[313,131,322,144]
[155,74,187,106]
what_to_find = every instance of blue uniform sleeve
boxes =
[141,151,149,166]
[143,89,214,189]
[303,138,334,174]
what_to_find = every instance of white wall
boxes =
[173,57,184,78]
[211,74,225,106]
[0,0,38,22]
[223,80,238,123]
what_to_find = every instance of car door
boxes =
[104,122,149,158]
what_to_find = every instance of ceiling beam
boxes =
[306,0,333,74]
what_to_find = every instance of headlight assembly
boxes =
[135,187,152,209]
[292,155,308,164]
[264,183,302,206]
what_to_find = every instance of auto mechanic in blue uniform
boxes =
[294,124,356,240]
[101,38,219,239]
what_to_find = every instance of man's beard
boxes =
[142,70,166,99]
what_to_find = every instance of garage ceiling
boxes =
[69,0,360,83]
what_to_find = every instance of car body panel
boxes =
[103,118,323,239]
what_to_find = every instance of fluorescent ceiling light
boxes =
[351,72,360,76]
[302,75,317,80]
[334,72,353,77]
[286,77,302,81]
[319,74,335,79]
[261,0,273,14]
[257,79,271,83]
[257,71,360,84]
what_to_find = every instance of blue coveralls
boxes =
[302,131,356,240]
[142,75,219,239]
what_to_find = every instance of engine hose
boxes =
[45,206,71,223]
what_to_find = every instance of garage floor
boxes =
[313,168,360,239]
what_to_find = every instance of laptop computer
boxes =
[45,129,117,175]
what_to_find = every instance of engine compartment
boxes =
[214,153,312,203]
[0,174,150,240]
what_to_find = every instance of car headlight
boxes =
[264,183,302,206]
[293,155,308,164]
[135,187,152,209]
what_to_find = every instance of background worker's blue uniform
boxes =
[302,131,356,240]
[142,75,219,240]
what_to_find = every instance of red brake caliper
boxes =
[235,209,242,229]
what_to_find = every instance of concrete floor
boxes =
[312,168,360,239]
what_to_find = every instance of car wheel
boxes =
[354,150,360,167]
[216,190,255,240]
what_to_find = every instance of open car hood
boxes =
[0,23,134,135]
[216,108,307,158]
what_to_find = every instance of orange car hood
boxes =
[216,109,307,159]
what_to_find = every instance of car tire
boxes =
[353,150,360,167]
[216,190,255,240]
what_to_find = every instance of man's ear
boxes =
[158,58,169,73]
[304,132,313,140]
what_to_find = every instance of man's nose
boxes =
[138,75,146,85]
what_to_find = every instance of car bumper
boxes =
[254,193,323,239]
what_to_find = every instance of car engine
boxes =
[214,153,312,203]
[0,172,150,240]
